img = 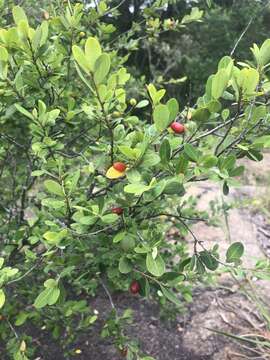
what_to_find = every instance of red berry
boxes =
[170,122,185,134]
[112,207,123,215]
[113,162,126,172]
[129,280,140,294]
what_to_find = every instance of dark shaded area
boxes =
[0,290,229,360]
[109,0,270,102]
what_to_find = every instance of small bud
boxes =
[112,111,121,118]
[43,11,50,20]
[20,340,26,353]
[129,98,137,106]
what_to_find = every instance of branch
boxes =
[99,277,116,310]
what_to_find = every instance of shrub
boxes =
[0,1,270,359]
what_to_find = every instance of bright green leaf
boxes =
[0,289,5,309]
[94,53,111,84]
[153,104,170,132]
[146,253,165,277]
[44,180,64,197]
[85,37,102,71]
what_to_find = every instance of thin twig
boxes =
[7,263,39,285]
[100,278,116,310]
[6,318,18,338]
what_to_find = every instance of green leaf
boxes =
[101,213,118,224]
[212,69,229,99]
[153,104,170,132]
[199,251,219,271]
[192,107,210,122]
[136,100,149,108]
[141,151,160,167]
[47,109,60,124]
[160,285,181,306]
[40,21,48,46]
[175,154,189,174]
[118,146,140,159]
[163,180,185,195]
[120,236,136,252]
[34,287,60,309]
[44,180,64,197]
[146,253,165,277]
[222,109,230,120]
[94,53,111,84]
[44,279,58,288]
[184,144,199,162]
[43,229,68,245]
[195,258,206,274]
[74,62,93,90]
[0,46,8,61]
[119,257,132,274]
[0,289,5,309]
[207,100,221,113]
[84,37,102,71]
[218,56,234,77]
[226,242,244,263]
[147,83,157,103]
[221,155,236,171]
[254,135,270,148]
[159,139,171,164]
[15,104,34,120]
[77,215,97,225]
[161,272,185,286]
[166,98,179,122]
[223,181,229,195]
[18,20,29,39]
[124,183,150,195]
[69,170,80,194]
[12,6,28,25]
[113,231,126,243]
[229,166,244,177]
[0,60,7,80]
[72,45,90,74]
[31,170,45,177]
[200,155,218,168]
[259,39,270,66]
[241,68,259,95]
[42,198,65,210]
[32,25,43,51]
[181,7,203,24]
[15,312,28,326]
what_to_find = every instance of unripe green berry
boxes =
[112,111,121,118]
[129,98,137,106]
